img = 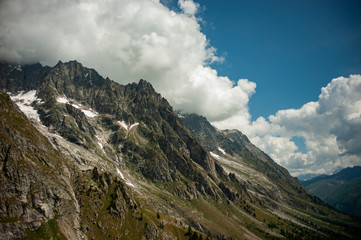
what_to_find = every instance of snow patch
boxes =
[95,135,106,153]
[210,152,220,159]
[82,109,97,118]
[125,181,135,188]
[71,103,80,109]
[117,121,139,131]
[118,120,128,130]
[177,113,185,118]
[129,122,139,130]
[97,142,105,152]
[218,147,226,155]
[56,96,68,104]
[10,90,40,121]
[117,168,125,179]
[57,95,96,117]
[211,152,245,170]
[12,65,22,72]
[116,168,136,188]
[11,90,37,103]
[57,96,81,108]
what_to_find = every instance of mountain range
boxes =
[302,166,361,217]
[1,60,360,239]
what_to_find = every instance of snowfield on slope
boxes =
[117,121,139,131]
[10,90,40,121]
[56,95,98,117]
[116,168,136,188]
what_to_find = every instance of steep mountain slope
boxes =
[0,90,187,240]
[181,114,305,200]
[302,166,361,217]
[180,114,322,209]
[1,61,361,240]
[0,90,82,239]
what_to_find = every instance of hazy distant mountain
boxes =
[1,61,360,239]
[302,166,361,217]
[297,173,323,181]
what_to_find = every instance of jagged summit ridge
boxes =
[2,60,221,193]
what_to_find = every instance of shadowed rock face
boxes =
[0,63,51,93]
[1,61,360,240]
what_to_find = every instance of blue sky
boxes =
[164,0,361,120]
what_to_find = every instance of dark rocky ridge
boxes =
[34,61,220,194]
[0,62,51,92]
[1,61,361,239]
[181,113,319,209]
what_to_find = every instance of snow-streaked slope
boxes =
[10,90,40,121]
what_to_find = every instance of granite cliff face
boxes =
[1,61,360,240]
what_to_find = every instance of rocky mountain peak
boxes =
[0,62,50,93]
[137,78,156,91]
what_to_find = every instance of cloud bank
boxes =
[213,75,361,176]
[0,0,253,122]
[1,0,360,176]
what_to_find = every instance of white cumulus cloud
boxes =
[213,75,361,176]
[178,0,199,16]
[0,0,253,123]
